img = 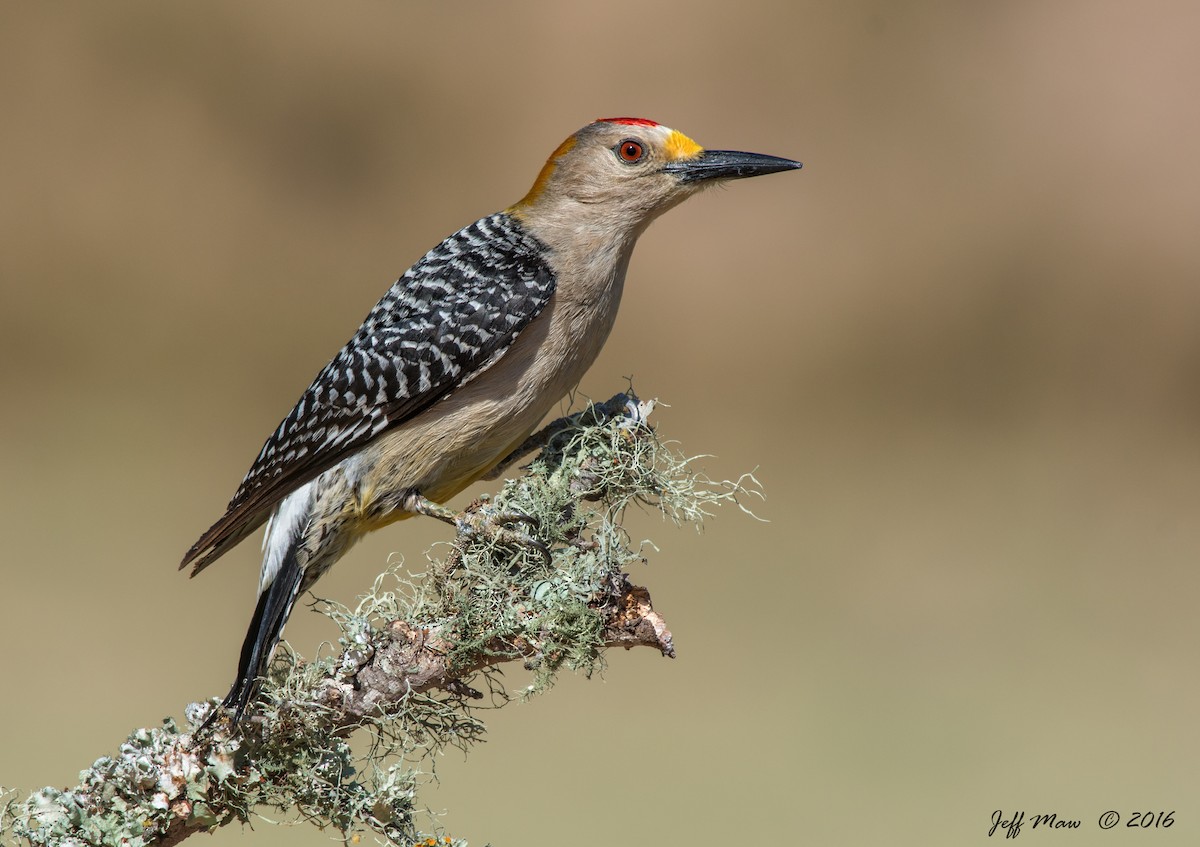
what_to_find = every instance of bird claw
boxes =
[455,508,552,564]
[495,511,539,531]
[617,396,656,429]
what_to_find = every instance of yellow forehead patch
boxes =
[663,128,704,161]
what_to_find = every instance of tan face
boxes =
[510,119,708,220]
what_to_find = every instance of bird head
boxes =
[509,117,801,240]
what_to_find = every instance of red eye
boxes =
[617,139,644,163]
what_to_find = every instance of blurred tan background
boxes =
[3,1,1199,844]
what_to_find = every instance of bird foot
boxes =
[456,506,552,563]
[402,491,551,563]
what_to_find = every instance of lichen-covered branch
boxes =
[2,392,760,847]
[327,572,674,727]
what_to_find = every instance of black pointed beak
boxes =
[662,149,803,183]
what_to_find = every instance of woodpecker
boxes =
[182,117,801,725]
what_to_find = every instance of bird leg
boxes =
[482,392,647,481]
[481,423,570,481]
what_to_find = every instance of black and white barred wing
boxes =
[181,213,555,575]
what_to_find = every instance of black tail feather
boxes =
[200,546,305,731]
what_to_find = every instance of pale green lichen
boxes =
[1,392,760,847]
